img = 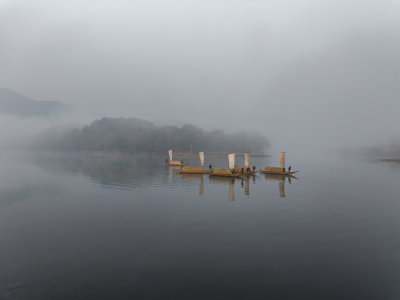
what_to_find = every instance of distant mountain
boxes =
[0,88,70,117]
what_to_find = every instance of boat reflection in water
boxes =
[168,166,181,183]
[180,173,205,196]
[241,178,250,196]
[209,176,237,200]
[263,174,298,198]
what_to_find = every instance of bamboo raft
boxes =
[261,166,298,176]
[177,166,210,174]
[233,166,257,176]
[209,168,242,178]
[166,160,187,167]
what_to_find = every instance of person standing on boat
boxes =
[165,158,169,165]
[209,164,213,170]
[252,165,256,172]
[241,167,244,174]
[288,165,292,172]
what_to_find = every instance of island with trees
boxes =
[32,117,268,155]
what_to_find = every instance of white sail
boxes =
[244,152,250,168]
[168,149,173,161]
[199,151,205,167]
[228,153,235,170]
[279,152,286,168]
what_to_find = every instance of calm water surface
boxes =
[0,151,399,299]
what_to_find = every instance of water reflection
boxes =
[31,152,174,189]
[168,166,181,184]
[180,174,204,196]
[228,181,235,201]
[2,152,400,300]
[27,152,302,200]
[263,174,298,198]
[208,176,236,200]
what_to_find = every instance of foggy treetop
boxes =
[33,117,268,154]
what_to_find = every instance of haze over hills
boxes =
[0,88,70,117]
[32,117,269,154]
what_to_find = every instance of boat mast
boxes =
[199,151,205,167]
[168,149,173,161]
[228,153,235,170]
[244,152,250,168]
[279,152,286,169]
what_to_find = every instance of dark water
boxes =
[0,151,399,300]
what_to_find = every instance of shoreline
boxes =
[18,149,270,158]
[380,158,400,163]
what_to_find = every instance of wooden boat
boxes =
[209,153,241,177]
[262,166,298,175]
[177,166,210,174]
[233,166,257,175]
[262,152,298,175]
[166,149,186,166]
[233,152,257,175]
[177,151,210,174]
[209,168,241,177]
[167,161,186,166]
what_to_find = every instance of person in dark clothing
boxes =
[288,165,292,172]
[241,167,244,174]
[165,159,169,164]
[209,164,213,170]
[247,167,250,172]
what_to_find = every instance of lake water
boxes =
[0,151,399,299]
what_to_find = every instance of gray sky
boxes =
[0,0,399,152]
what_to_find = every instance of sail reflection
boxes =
[180,173,205,196]
[29,152,298,200]
[228,181,235,201]
[209,176,237,200]
[263,174,298,198]
[240,178,250,197]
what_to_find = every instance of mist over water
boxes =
[0,0,399,151]
[0,151,399,299]
[0,0,399,298]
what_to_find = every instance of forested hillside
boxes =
[32,117,268,154]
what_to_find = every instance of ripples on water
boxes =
[0,151,399,300]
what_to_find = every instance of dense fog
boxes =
[0,0,399,153]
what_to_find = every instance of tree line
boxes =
[32,117,268,154]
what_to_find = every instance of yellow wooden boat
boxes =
[233,166,257,176]
[261,152,298,175]
[177,166,210,174]
[233,152,258,175]
[165,149,186,166]
[261,166,298,175]
[166,160,186,167]
[209,168,241,177]
[209,153,242,177]
[177,152,210,174]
